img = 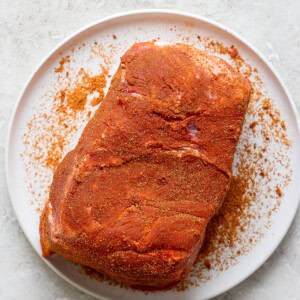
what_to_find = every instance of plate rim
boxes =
[5,8,300,300]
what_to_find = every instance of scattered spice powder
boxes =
[43,66,108,172]
[23,51,108,173]
[61,68,108,111]
[21,33,292,292]
[55,55,70,73]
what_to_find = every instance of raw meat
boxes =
[40,42,251,287]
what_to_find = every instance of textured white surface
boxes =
[0,1,299,299]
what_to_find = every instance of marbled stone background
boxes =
[0,0,299,299]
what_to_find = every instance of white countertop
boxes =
[0,0,299,299]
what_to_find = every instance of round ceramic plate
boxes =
[6,9,300,300]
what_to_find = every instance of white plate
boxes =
[5,9,300,300]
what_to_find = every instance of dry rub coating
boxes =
[40,42,251,287]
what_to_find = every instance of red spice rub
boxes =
[40,42,251,287]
